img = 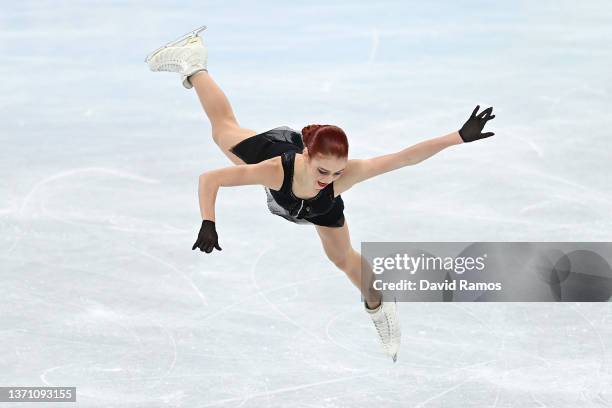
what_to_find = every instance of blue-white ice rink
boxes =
[2,1,612,406]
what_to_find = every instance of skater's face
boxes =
[304,151,347,190]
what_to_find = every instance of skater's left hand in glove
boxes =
[192,219,222,253]
[458,105,496,143]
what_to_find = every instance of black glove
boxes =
[459,105,496,143]
[192,220,222,253]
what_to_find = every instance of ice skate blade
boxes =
[145,25,207,63]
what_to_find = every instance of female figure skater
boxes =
[146,27,496,362]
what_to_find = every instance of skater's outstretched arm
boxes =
[334,105,496,195]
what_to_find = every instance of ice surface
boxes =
[1,0,612,406]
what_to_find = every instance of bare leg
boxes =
[190,71,258,165]
[344,249,382,308]
[315,222,382,309]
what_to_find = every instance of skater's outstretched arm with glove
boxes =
[334,105,496,195]
[193,159,282,253]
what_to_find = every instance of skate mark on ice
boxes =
[7,167,159,255]
[325,307,388,361]
[199,372,376,407]
[198,272,340,324]
[129,244,208,307]
[413,366,494,408]
[565,303,609,404]
[18,167,158,217]
[249,242,327,344]
[143,322,179,391]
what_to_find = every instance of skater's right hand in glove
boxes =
[192,220,222,253]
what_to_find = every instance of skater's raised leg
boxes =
[190,71,258,165]
[146,28,257,165]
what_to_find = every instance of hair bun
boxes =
[301,124,326,142]
[300,124,349,158]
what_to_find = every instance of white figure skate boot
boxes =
[365,299,401,362]
[145,25,208,89]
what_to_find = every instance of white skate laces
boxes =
[365,299,401,362]
[146,27,208,89]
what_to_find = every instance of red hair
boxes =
[301,124,348,159]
